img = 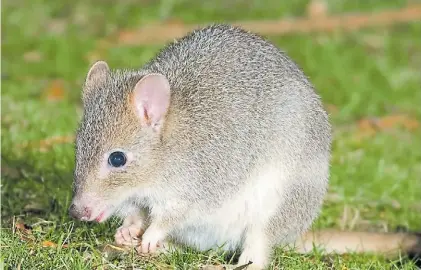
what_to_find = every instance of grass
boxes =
[1,0,421,269]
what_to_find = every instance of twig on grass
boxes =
[110,4,421,46]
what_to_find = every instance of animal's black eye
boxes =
[108,151,127,167]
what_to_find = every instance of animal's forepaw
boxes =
[114,224,144,247]
[136,227,167,254]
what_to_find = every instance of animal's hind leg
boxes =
[234,227,272,270]
[200,227,271,270]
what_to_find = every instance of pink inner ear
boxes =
[133,74,171,127]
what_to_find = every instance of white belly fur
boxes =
[171,164,288,251]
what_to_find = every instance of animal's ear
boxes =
[85,61,110,84]
[131,73,171,132]
[82,61,110,99]
[82,61,110,103]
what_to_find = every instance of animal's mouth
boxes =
[95,211,106,222]
[69,192,118,223]
[90,206,115,223]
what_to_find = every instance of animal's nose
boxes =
[69,203,92,221]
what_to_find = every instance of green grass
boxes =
[1,0,421,269]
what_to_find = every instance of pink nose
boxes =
[69,203,92,221]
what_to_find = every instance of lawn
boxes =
[1,0,421,269]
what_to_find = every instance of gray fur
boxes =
[72,24,331,268]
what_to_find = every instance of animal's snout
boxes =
[69,203,92,221]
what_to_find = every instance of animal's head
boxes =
[69,61,171,222]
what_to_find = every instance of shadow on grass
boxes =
[1,153,74,225]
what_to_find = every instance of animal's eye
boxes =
[108,151,127,167]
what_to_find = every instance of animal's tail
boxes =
[292,229,421,264]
